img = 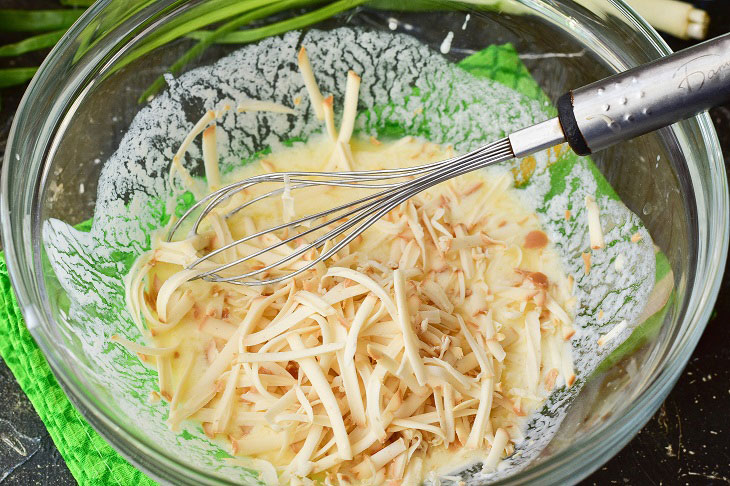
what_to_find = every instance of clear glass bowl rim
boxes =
[1,0,727,484]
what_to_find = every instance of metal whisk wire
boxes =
[168,138,514,285]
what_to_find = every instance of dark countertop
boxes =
[1,2,729,485]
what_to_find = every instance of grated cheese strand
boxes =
[297,47,325,120]
[202,125,220,192]
[236,342,344,363]
[287,333,352,461]
[585,195,605,250]
[483,427,510,471]
[465,378,494,449]
[337,70,361,144]
[394,269,427,386]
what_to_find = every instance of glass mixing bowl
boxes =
[1,0,727,484]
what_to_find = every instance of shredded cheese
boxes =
[120,48,579,485]
[322,95,337,142]
[483,428,510,471]
[236,99,295,114]
[585,195,605,250]
[297,47,325,120]
[288,333,352,460]
[282,174,295,223]
[202,125,220,192]
[597,320,628,347]
[337,71,360,145]
[394,270,428,386]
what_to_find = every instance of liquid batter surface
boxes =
[123,133,576,485]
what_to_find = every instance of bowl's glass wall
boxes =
[1,1,725,485]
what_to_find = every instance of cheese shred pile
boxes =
[121,47,577,485]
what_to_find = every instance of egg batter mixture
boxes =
[121,48,577,486]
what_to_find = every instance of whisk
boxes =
[169,33,730,285]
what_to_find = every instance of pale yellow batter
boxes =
[122,134,576,485]
[120,47,576,486]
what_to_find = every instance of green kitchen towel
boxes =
[0,254,157,485]
[0,42,665,486]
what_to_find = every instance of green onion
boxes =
[0,67,38,88]
[59,0,95,6]
[0,9,83,32]
[138,0,325,102]
[71,0,161,62]
[108,0,280,77]
[0,1,365,97]
[188,0,366,45]
[0,29,66,57]
[142,0,366,102]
